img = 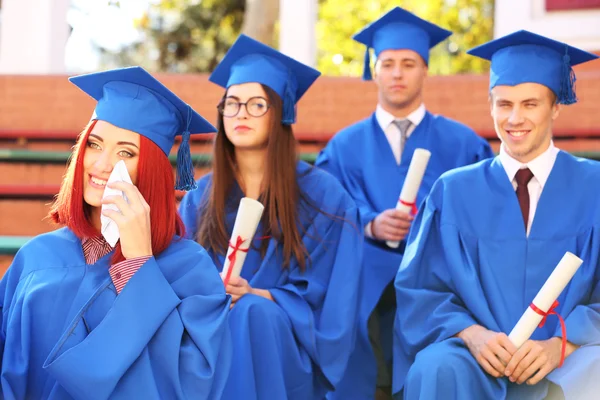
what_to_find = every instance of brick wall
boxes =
[2,56,600,140]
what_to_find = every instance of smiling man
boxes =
[392,30,600,400]
[314,7,493,400]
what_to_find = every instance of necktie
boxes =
[515,168,534,230]
[392,119,412,160]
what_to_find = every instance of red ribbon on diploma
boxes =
[399,198,418,215]
[223,236,249,287]
[223,235,271,287]
[529,300,567,367]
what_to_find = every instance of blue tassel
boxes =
[363,47,373,81]
[282,72,297,125]
[175,106,198,191]
[559,47,577,105]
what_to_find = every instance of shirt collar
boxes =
[499,141,559,188]
[375,103,426,133]
[82,236,109,247]
[81,236,114,262]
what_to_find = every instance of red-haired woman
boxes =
[0,67,231,399]
[179,35,363,399]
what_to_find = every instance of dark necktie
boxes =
[515,168,534,230]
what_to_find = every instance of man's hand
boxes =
[504,337,575,385]
[457,325,517,378]
[371,209,413,241]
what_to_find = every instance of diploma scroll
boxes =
[386,148,431,249]
[222,197,265,286]
[508,252,583,351]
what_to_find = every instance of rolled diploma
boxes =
[221,197,265,284]
[508,251,583,348]
[386,148,431,248]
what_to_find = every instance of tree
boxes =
[101,0,246,73]
[241,0,280,47]
[101,0,494,75]
[316,0,495,76]
[101,0,280,73]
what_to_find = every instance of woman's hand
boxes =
[101,181,152,259]
[224,276,273,307]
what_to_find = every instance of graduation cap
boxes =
[209,34,321,125]
[69,66,216,191]
[352,7,452,80]
[467,30,599,105]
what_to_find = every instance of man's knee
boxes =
[407,340,471,384]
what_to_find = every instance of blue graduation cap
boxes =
[353,7,452,80]
[467,30,599,105]
[69,66,216,191]
[209,34,321,125]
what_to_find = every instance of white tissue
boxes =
[100,160,133,247]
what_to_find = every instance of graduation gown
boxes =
[394,152,600,399]
[315,111,493,398]
[179,161,363,400]
[0,228,231,400]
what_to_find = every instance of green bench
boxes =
[0,236,32,255]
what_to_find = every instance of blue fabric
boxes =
[314,112,493,399]
[545,345,600,399]
[179,161,363,399]
[467,30,598,105]
[394,153,600,399]
[0,228,231,399]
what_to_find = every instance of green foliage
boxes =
[102,0,245,73]
[101,0,493,75]
[316,0,494,76]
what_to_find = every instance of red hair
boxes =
[49,121,185,264]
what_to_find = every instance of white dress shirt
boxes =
[499,142,559,236]
[375,103,427,165]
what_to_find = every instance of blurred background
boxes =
[1,0,600,270]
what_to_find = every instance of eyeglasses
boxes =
[217,96,271,118]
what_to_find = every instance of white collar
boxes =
[375,103,426,133]
[499,141,559,188]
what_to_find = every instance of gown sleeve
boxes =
[394,186,479,358]
[315,143,379,228]
[556,253,600,346]
[269,189,363,389]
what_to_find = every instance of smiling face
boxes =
[82,120,140,210]
[491,83,560,163]
[373,48,427,112]
[221,82,273,150]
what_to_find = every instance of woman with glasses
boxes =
[178,34,363,400]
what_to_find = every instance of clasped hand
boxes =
[460,325,565,385]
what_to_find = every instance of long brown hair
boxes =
[49,120,185,264]
[196,85,313,270]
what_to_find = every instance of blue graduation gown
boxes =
[394,152,600,399]
[0,228,231,399]
[179,161,363,400]
[315,111,493,398]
